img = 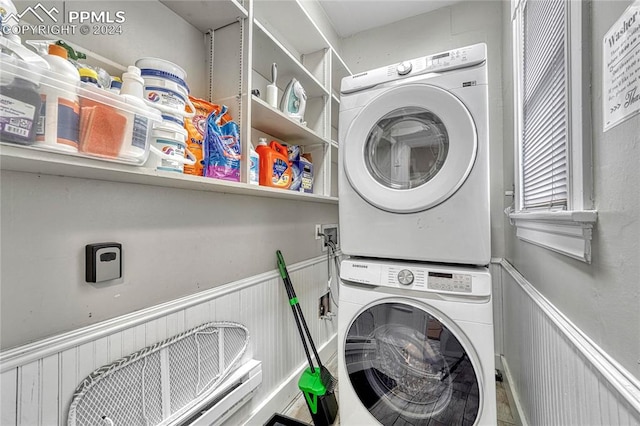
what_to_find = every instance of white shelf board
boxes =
[253,0,329,56]
[0,144,337,204]
[160,0,248,32]
[253,21,328,99]
[251,96,328,146]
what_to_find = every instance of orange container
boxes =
[256,140,292,189]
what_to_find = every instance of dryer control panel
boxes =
[341,258,491,297]
[341,43,487,94]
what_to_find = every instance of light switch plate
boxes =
[86,243,122,283]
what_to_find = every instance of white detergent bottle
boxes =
[35,44,80,152]
[249,142,259,185]
[119,65,161,161]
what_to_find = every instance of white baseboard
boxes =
[501,355,528,426]
[241,334,337,426]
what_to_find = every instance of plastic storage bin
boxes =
[1,55,161,165]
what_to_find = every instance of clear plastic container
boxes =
[1,56,162,165]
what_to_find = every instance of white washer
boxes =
[338,258,496,425]
[339,43,490,265]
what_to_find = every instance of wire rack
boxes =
[67,322,249,426]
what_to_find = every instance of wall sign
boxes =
[603,0,640,131]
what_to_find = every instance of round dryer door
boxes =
[344,301,483,425]
[343,84,477,213]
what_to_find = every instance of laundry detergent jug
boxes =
[256,139,292,189]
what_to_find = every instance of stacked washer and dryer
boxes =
[337,43,496,425]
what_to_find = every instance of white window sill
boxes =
[508,210,598,263]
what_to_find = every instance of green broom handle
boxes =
[277,250,316,372]
[276,251,325,370]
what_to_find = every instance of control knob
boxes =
[396,61,412,75]
[397,269,414,285]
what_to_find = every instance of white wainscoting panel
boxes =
[498,259,640,425]
[0,255,337,425]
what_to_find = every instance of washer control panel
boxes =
[341,259,491,297]
[427,272,472,293]
[341,43,486,94]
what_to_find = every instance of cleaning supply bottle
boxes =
[0,27,48,145]
[35,43,80,152]
[0,60,41,145]
[55,41,111,89]
[109,77,122,94]
[256,138,292,189]
[79,68,100,88]
[118,65,161,161]
[249,142,259,185]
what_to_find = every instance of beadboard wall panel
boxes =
[0,255,337,425]
[499,259,640,426]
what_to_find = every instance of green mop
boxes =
[277,250,338,426]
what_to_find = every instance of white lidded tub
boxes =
[148,118,195,173]
[135,57,195,119]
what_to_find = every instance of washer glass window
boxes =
[345,302,479,425]
[365,107,449,190]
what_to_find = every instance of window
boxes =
[511,0,597,263]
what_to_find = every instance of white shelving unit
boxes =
[0,145,338,204]
[0,0,351,204]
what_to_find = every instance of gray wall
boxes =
[502,0,640,379]
[1,1,338,350]
[339,1,506,258]
[0,172,337,349]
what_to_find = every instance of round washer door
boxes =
[344,84,477,213]
[344,301,483,424]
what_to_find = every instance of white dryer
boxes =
[339,43,490,265]
[338,258,496,425]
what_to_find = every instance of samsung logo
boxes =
[353,72,368,79]
[352,264,368,269]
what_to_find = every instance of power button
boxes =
[396,62,412,75]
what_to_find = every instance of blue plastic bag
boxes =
[203,105,241,181]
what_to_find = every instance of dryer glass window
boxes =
[345,302,479,425]
[365,107,449,189]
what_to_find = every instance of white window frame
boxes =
[510,0,597,263]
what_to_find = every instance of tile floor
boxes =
[282,356,519,425]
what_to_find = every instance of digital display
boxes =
[432,52,450,60]
[428,272,453,279]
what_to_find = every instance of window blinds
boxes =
[521,0,568,209]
